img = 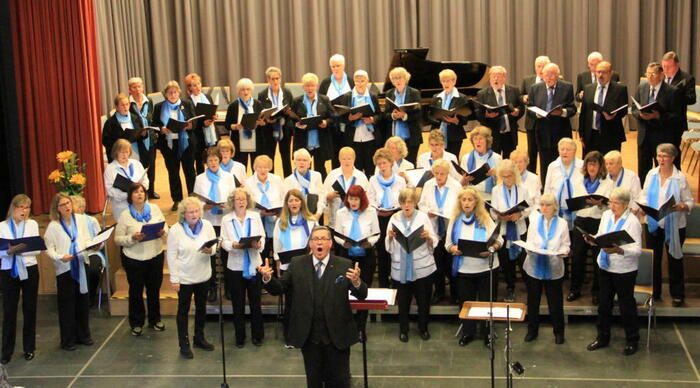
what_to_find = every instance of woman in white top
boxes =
[104,138,149,220]
[460,126,501,199]
[543,137,584,230]
[245,155,284,264]
[323,147,369,227]
[416,129,461,181]
[638,143,694,306]
[584,188,642,356]
[221,188,266,347]
[446,187,502,346]
[217,138,247,187]
[386,189,437,342]
[604,150,642,211]
[114,183,168,336]
[44,193,99,351]
[383,136,415,176]
[368,148,407,288]
[166,197,217,359]
[273,189,317,345]
[522,193,570,344]
[510,149,541,204]
[283,148,326,220]
[0,195,42,363]
[417,159,462,304]
[490,160,534,302]
[568,151,613,303]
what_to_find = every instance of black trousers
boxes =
[207,226,222,292]
[394,275,432,334]
[301,342,351,388]
[538,147,557,186]
[375,215,391,288]
[1,266,39,357]
[432,240,455,299]
[352,140,377,176]
[493,131,516,160]
[526,129,538,173]
[280,269,293,342]
[597,269,639,343]
[406,143,420,165]
[192,130,208,175]
[56,270,91,348]
[456,270,498,336]
[159,141,196,202]
[309,148,329,180]
[571,217,601,294]
[176,281,208,342]
[87,254,103,306]
[121,253,164,328]
[525,274,564,335]
[498,233,525,291]
[142,145,158,196]
[269,136,293,177]
[224,269,264,343]
[446,140,462,159]
[582,131,621,159]
[648,227,686,299]
[330,123,345,170]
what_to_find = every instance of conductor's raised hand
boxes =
[257,258,273,282]
[346,262,361,287]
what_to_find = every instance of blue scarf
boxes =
[268,86,283,141]
[434,185,449,236]
[257,178,276,235]
[116,112,141,156]
[556,159,576,228]
[182,219,203,239]
[599,213,627,270]
[331,72,350,96]
[303,94,319,149]
[129,203,152,223]
[438,88,459,147]
[294,169,311,195]
[467,149,496,193]
[610,168,625,187]
[348,209,366,257]
[646,171,682,258]
[133,101,152,150]
[280,214,310,252]
[534,214,559,280]
[399,211,418,283]
[206,168,223,215]
[502,184,521,260]
[351,89,375,132]
[338,175,356,209]
[59,215,87,294]
[8,220,27,281]
[220,159,234,173]
[451,213,486,276]
[160,99,188,158]
[238,97,254,139]
[232,217,254,279]
[393,88,410,140]
[118,162,135,182]
[584,176,600,194]
[377,172,396,209]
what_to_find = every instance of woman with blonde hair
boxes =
[460,126,501,199]
[384,67,422,163]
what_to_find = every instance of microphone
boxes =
[488,246,496,253]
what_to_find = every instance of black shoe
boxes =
[62,344,76,351]
[149,192,161,200]
[0,355,10,365]
[180,345,193,359]
[420,331,431,341]
[504,289,515,303]
[207,288,217,303]
[78,338,94,346]
[171,202,179,212]
[555,334,565,345]
[236,341,245,348]
[458,334,474,347]
[623,343,638,356]
[252,338,263,347]
[24,352,34,361]
[399,333,409,342]
[193,337,215,351]
[566,291,581,302]
[587,339,609,351]
[131,326,143,336]
[592,295,599,306]
[150,321,166,331]
[524,331,538,342]
[672,299,685,307]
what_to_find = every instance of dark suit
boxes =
[579,81,628,156]
[475,85,524,158]
[258,87,295,177]
[666,69,697,167]
[383,86,423,164]
[575,71,620,101]
[633,81,684,184]
[152,100,197,202]
[521,75,541,172]
[336,91,382,175]
[265,254,367,388]
[129,97,158,196]
[223,98,264,168]
[429,91,469,157]
[181,93,214,174]
[101,112,148,164]
[290,94,334,178]
[320,75,355,170]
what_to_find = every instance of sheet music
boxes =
[468,307,523,319]
[349,288,397,305]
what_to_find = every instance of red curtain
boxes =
[10,0,105,214]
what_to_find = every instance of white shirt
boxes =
[460,151,502,200]
[166,220,217,285]
[367,172,407,210]
[490,183,534,237]
[522,212,571,280]
[491,87,511,133]
[114,204,168,261]
[445,216,503,273]
[592,82,610,130]
[273,215,317,271]
[104,159,149,220]
[0,219,40,269]
[544,157,584,216]
[193,169,236,226]
[283,169,327,218]
[334,207,381,247]
[323,167,369,227]
[416,151,462,181]
[521,170,542,206]
[44,216,96,276]
[190,93,210,105]
[595,209,642,274]
[220,210,266,273]
[638,166,694,229]
[418,177,463,238]
[385,210,437,281]
[608,168,642,211]
[220,159,248,186]
[572,176,613,219]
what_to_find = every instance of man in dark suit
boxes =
[579,61,628,156]
[528,63,576,184]
[475,65,524,158]
[662,51,697,168]
[259,226,367,388]
[634,62,685,184]
[521,55,550,172]
[575,52,620,101]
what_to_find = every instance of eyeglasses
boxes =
[310,237,331,242]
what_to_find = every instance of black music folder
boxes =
[565,194,609,211]
[391,224,425,253]
[636,196,676,221]
[300,115,324,128]
[456,224,501,258]
[464,163,490,185]
[384,98,420,113]
[490,200,529,217]
[472,100,514,115]
[278,247,308,265]
[333,103,374,117]
[194,102,218,119]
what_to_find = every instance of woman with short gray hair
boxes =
[224,78,266,169]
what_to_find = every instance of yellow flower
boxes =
[48,169,62,183]
[69,174,86,186]
[56,150,74,163]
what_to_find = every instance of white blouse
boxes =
[385,210,437,281]
[367,173,407,210]
[114,204,168,261]
[522,212,571,280]
[595,209,642,274]
[166,220,217,285]
[543,158,584,215]
[0,219,41,269]
[44,216,96,276]
[608,168,642,211]
[572,176,613,219]
[521,170,542,205]
[193,169,237,226]
[283,169,327,218]
[489,183,534,237]
[323,167,369,227]
[220,210,266,273]
[103,159,149,220]
[245,172,285,234]
[333,207,381,247]
[416,151,461,181]
[638,166,694,229]
[445,216,503,274]
[220,160,248,186]
[417,177,463,238]
[273,215,317,271]
[460,151,502,200]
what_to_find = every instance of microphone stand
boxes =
[505,304,513,388]
[215,238,229,388]
[488,247,496,388]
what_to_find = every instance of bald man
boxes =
[576,52,620,102]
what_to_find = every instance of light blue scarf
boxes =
[238,97,254,139]
[399,211,417,283]
[438,88,459,146]
[8,220,27,281]
[115,112,141,157]
[376,172,396,209]
[280,214,310,252]
[556,159,576,228]
[303,94,319,149]
[128,203,152,223]
[646,171,682,258]
[598,213,627,270]
[393,88,410,140]
[467,149,496,193]
[351,89,375,132]
[348,209,366,257]
[502,184,521,260]
[534,214,558,280]
[206,168,223,215]
[451,212,486,276]
[59,215,87,294]
[160,99,188,158]
[232,217,254,279]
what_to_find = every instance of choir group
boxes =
[0,50,696,364]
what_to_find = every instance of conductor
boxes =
[258,225,367,388]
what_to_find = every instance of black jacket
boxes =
[579,81,628,146]
[429,91,469,143]
[475,84,524,148]
[102,112,148,163]
[383,86,423,147]
[335,91,383,147]
[528,80,576,148]
[290,94,334,161]
[223,98,264,153]
[632,81,684,146]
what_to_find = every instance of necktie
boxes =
[649,87,656,103]
[595,85,605,130]
[666,77,672,85]
[315,261,324,279]
[546,87,554,111]
[497,89,507,133]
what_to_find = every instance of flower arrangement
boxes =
[48,150,87,195]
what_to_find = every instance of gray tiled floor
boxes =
[3,296,700,387]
